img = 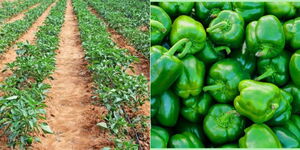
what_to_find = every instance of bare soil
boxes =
[5,3,40,24]
[31,0,112,149]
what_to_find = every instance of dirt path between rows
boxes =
[0,2,56,82]
[32,0,112,149]
[5,3,40,24]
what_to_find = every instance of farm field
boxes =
[0,0,150,149]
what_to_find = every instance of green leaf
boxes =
[40,123,53,134]
[97,122,108,129]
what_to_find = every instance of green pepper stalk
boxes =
[151,5,172,45]
[290,50,300,87]
[239,124,282,148]
[265,2,296,19]
[159,2,194,17]
[151,38,191,96]
[283,83,300,114]
[203,104,245,144]
[170,15,207,55]
[203,59,250,103]
[233,2,265,23]
[151,126,169,148]
[169,132,204,148]
[246,15,285,58]
[206,10,244,49]
[255,51,290,86]
[284,17,300,50]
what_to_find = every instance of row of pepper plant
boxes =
[86,0,150,58]
[72,0,148,149]
[0,0,53,53]
[0,0,41,24]
[0,0,66,148]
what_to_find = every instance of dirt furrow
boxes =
[4,3,40,24]
[32,0,112,149]
[0,2,56,81]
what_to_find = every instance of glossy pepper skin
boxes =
[234,80,281,123]
[239,124,282,148]
[233,2,265,23]
[175,120,206,142]
[290,50,300,87]
[181,93,212,122]
[169,132,204,148]
[266,90,293,126]
[195,39,231,65]
[151,39,190,96]
[174,55,205,99]
[203,104,245,144]
[170,15,206,56]
[159,2,194,17]
[265,2,295,19]
[151,5,172,45]
[203,59,250,103]
[273,115,300,148]
[230,44,256,75]
[246,15,285,58]
[154,90,180,127]
[151,126,169,148]
[283,17,300,50]
[283,83,300,114]
[255,51,290,86]
[195,2,232,26]
[151,97,159,118]
[220,143,239,148]
[206,10,244,49]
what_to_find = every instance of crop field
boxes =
[0,0,149,149]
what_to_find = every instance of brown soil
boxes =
[31,0,112,149]
[5,3,40,24]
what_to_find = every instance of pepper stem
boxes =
[255,46,270,57]
[255,68,275,81]
[177,41,192,58]
[150,19,167,33]
[206,21,227,33]
[218,110,240,127]
[214,46,231,55]
[166,38,189,56]
[203,84,224,92]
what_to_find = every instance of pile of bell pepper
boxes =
[151,2,300,148]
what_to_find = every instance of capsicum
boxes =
[255,51,290,86]
[170,15,206,56]
[159,2,194,17]
[175,120,206,143]
[283,17,300,50]
[151,39,190,96]
[246,15,285,58]
[239,124,282,148]
[290,50,300,87]
[180,93,212,122]
[206,10,244,49]
[203,59,250,103]
[151,5,172,45]
[195,2,232,26]
[154,90,180,127]
[169,132,204,148]
[203,104,245,144]
[151,126,170,148]
[220,143,239,148]
[265,2,296,19]
[283,83,300,114]
[233,2,265,23]
[174,55,205,99]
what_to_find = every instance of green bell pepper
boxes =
[203,104,245,144]
[265,2,295,19]
[170,15,206,56]
[283,17,300,50]
[154,90,180,127]
[255,51,290,86]
[283,83,300,114]
[233,2,265,23]
[273,115,300,148]
[203,59,250,103]
[220,143,239,148]
[181,93,212,122]
[174,55,205,99]
[159,2,194,17]
[151,5,172,45]
[169,132,204,148]
[195,2,232,26]
[151,96,159,118]
[206,10,244,49]
[246,15,285,58]
[151,126,169,148]
[290,50,300,87]
[230,44,256,75]
[175,120,206,143]
[239,124,282,148]
[195,39,230,65]
[151,39,190,96]
[234,80,292,123]
[267,90,292,126]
